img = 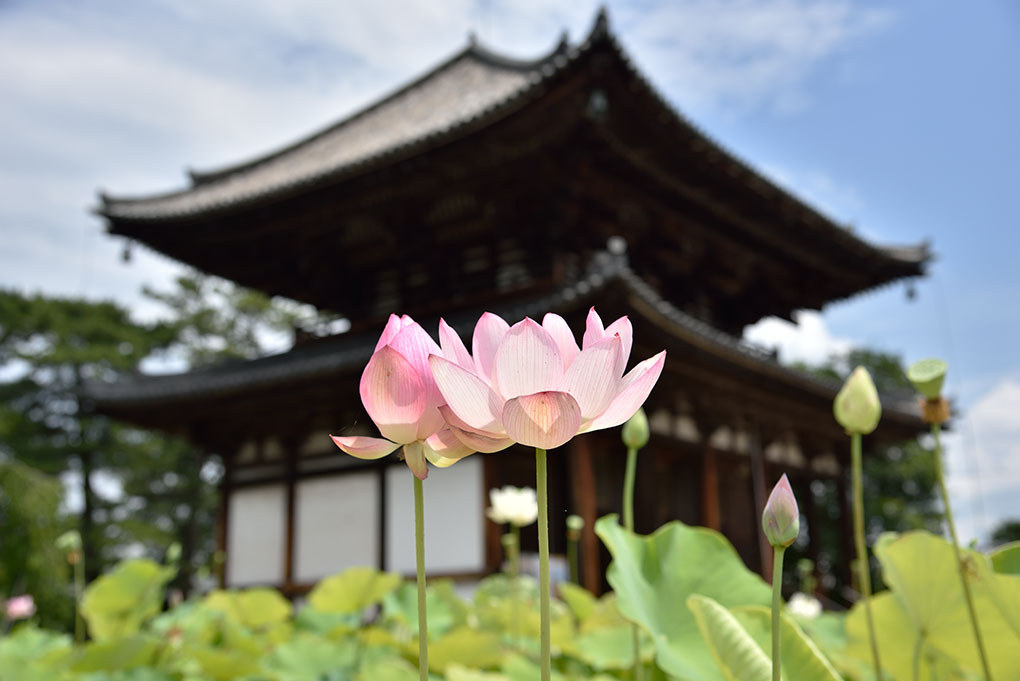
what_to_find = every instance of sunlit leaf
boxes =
[309,566,402,614]
[595,515,770,680]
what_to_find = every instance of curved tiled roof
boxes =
[98,35,571,221]
[83,250,920,426]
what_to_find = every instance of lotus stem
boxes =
[623,445,643,681]
[413,474,428,681]
[932,424,993,680]
[73,553,85,644]
[567,532,579,584]
[511,524,520,579]
[851,432,882,680]
[772,546,786,681]
[536,447,551,681]
[624,446,638,532]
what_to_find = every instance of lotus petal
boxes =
[561,335,623,420]
[582,307,605,349]
[388,323,445,438]
[374,314,403,351]
[502,391,582,450]
[493,318,564,399]
[445,422,515,453]
[542,313,580,370]
[359,345,426,444]
[604,316,633,373]
[438,318,474,369]
[581,351,666,432]
[424,429,476,467]
[330,435,400,459]
[402,440,429,479]
[472,312,510,383]
[430,355,506,433]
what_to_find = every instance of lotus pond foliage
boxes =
[4,302,1018,681]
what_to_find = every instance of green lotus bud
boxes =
[833,366,882,435]
[166,542,182,565]
[566,514,584,532]
[55,530,82,553]
[906,358,947,400]
[621,408,649,449]
[762,474,799,548]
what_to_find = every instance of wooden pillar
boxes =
[701,443,721,531]
[748,425,771,580]
[216,448,233,589]
[569,436,600,594]
[801,474,823,596]
[283,440,297,594]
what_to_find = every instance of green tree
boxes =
[0,290,173,586]
[0,459,71,630]
[991,519,1020,546]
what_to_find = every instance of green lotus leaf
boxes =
[595,515,771,680]
[568,623,654,671]
[182,644,263,680]
[263,633,357,681]
[202,587,292,630]
[557,582,596,622]
[356,656,421,681]
[308,566,402,614]
[729,605,842,681]
[990,541,1020,575]
[424,626,503,673]
[870,530,1020,679]
[71,635,160,672]
[80,559,176,641]
[383,579,468,640]
[687,595,770,681]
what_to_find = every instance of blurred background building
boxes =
[88,10,929,595]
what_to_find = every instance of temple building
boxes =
[88,10,929,595]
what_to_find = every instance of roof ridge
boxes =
[181,36,565,189]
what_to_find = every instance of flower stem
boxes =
[511,524,520,579]
[851,432,882,680]
[567,533,579,584]
[771,546,785,681]
[536,447,551,681]
[623,446,643,681]
[413,474,428,681]
[623,446,638,532]
[932,424,993,680]
[73,555,85,644]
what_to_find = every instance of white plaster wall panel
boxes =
[226,485,286,586]
[385,456,485,575]
[294,472,379,582]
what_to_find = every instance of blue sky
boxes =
[1,0,1017,542]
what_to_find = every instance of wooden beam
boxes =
[748,425,771,580]
[701,443,721,531]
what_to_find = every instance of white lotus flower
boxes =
[787,592,822,619]
[487,486,538,527]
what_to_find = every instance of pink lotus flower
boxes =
[331,314,474,479]
[5,595,35,620]
[429,308,666,451]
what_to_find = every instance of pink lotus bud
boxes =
[330,314,476,479]
[5,595,35,620]
[762,474,799,548]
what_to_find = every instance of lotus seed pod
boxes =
[906,358,947,400]
[621,408,650,449]
[833,366,882,435]
[762,474,800,548]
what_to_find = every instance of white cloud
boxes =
[942,377,1020,544]
[618,0,895,115]
[744,310,853,365]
